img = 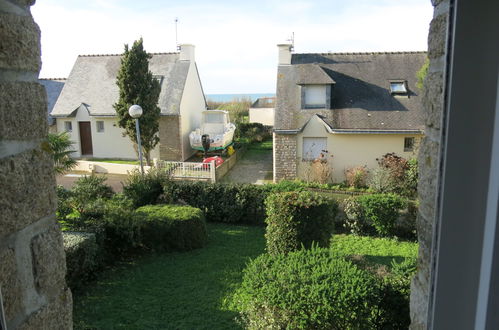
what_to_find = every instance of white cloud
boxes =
[32,1,432,93]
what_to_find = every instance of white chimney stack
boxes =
[277,44,292,65]
[179,44,195,61]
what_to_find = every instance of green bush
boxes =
[70,175,114,220]
[135,204,207,251]
[344,194,408,237]
[56,185,73,222]
[122,168,170,208]
[63,232,99,290]
[233,246,380,329]
[164,181,273,225]
[235,122,271,143]
[265,191,337,255]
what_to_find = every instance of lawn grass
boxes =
[331,234,418,269]
[87,158,139,165]
[73,221,417,329]
[73,223,265,330]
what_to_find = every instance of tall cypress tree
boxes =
[114,38,161,165]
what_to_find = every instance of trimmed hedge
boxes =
[344,193,408,238]
[164,182,272,225]
[63,232,99,290]
[136,204,208,251]
[265,191,337,255]
[233,246,380,329]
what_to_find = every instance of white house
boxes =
[50,44,206,161]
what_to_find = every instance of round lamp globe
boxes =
[128,104,143,118]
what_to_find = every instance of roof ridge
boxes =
[294,51,427,55]
[78,52,180,57]
[39,77,67,80]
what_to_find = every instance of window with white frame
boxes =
[64,121,72,132]
[302,137,327,160]
[303,85,327,108]
[96,121,104,133]
[404,137,415,152]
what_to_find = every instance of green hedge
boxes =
[164,182,272,225]
[136,204,208,251]
[265,191,337,255]
[122,168,171,208]
[233,246,380,329]
[343,193,408,238]
[63,232,99,290]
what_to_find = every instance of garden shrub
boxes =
[233,246,380,329]
[235,122,272,143]
[123,167,170,208]
[345,165,369,188]
[164,181,273,225]
[56,185,73,221]
[63,231,99,290]
[70,174,114,220]
[344,194,408,237]
[135,204,207,251]
[264,191,338,255]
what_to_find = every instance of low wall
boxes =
[74,161,152,175]
[216,147,246,181]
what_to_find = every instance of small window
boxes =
[153,75,164,85]
[64,121,72,132]
[390,81,408,94]
[303,85,327,108]
[303,137,327,160]
[96,121,104,133]
[404,137,415,152]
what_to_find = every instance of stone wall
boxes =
[410,0,450,328]
[273,133,297,182]
[0,1,72,329]
[159,115,182,161]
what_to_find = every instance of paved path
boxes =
[56,172,128,192]
[220,148,273,184]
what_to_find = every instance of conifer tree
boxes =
[114,38,161,165]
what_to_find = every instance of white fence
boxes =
[158,161,216,182]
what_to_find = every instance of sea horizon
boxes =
[205,93,275,103]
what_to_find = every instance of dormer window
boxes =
[302,84,327,109]
[389,80,408,95]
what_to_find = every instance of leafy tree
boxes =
[416,57,429,90]
[47,132,77,174]
[113,38,161,165]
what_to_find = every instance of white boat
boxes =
[189,110,236,151]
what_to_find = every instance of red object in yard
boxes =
[203,156,224,168]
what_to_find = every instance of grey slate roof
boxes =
[275,51,426,132]
[39,78,66,125]
[51,53,189,117]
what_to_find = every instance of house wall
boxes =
[178,62,205,160]
[410,0,449,328]
[56,107,138,159]
[249,108,275,126]
[0,1,72,328]
[295,116,421,183]
[159,116,182,160]
[273,133,298,181]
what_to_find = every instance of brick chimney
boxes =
[277,44,292,65]
[179,44,195,61]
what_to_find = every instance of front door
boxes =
[79,121,93,156]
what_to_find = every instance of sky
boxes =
[32,0,433,94]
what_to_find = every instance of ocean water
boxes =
[205,93,275,103]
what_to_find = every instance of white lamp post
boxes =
[128,104,144,174]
